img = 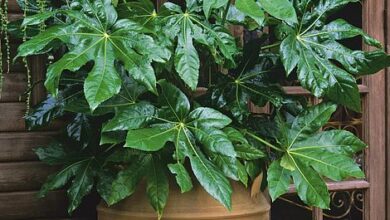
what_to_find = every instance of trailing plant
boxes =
[16,0,390,218]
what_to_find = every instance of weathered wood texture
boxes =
[0,103,27,131]
[0,161,58,192]
[0,73,27,102]
[386,0,390,219]
[0,132,55,162]
[362,0,387,219]
[0,191,68,219]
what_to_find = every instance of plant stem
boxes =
[221,0,232,26]
[260,42,281,50]
[245,131,284,152]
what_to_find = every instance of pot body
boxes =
[97,181,270,220]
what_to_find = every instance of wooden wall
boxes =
[0,1,87,219]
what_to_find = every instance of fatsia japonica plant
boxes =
[15,0,390,217]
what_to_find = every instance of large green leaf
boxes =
[278,1,390,111]
[18,0,167,110]
[181,129,233,210]
[267,103,365,208]
[162,2,238,89]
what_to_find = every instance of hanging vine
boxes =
[0,0,11,97]
[23,0,31,114]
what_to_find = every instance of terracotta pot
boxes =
[97,180,270,220]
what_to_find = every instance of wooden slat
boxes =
[0,190,68,219]
[385,1,390,219]
[362,0,387,219]
[287,180,370,194]
[0,103,27,131]
[0,161,58,192]
[0,73,27,102]
[0,132,55,162]
[283,85,370,95]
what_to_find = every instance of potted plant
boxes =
[15,0,390,219]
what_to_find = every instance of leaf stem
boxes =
[221,0,232,26]
[245,131,283,152]
[260,42,281,50]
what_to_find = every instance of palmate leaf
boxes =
[120,81,238,209]
[162,2,238,90]
[267,103,366,208]
[35,143,99,214]
[211,70,284,122]
[18,0,169,110]
[278,1,390,112]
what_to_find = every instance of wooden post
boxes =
[362,0,387,219]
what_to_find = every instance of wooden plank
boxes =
[287,180,370,194]
[283,85,369,95]
[30,55,47,105]
[0,103,64,131]
[0,161,58,192]
[0,132,56,162]
[0,190,68,219]
[0,103,27,131]
[0,73,27,102]
[362,0,387,219]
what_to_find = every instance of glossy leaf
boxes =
[258,0,298,24]
[25,95,64,129]
[277,1,390,111]
[290,158,330,209]
[36,142,98,214]
[267,160,291,201]
[103,102,156,132]
[168,163,193,193]
[18,1,167,110]
[235,0,265,26]
[125,125,177,151]
[146,156,169,217]
[109,155,152,205]
[267,103,365,208]
[203,0,229,19]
